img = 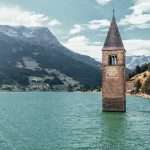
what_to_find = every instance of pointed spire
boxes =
[113,8,115,17]
[103,9,124,50]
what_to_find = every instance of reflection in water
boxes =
[100,112,128,149]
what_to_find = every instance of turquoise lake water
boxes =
[0,92,149,150]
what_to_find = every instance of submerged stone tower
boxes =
[102,11,126,112]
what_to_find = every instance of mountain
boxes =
[127,71,150,96]
[126,56,150,70]
[127,63,150,97]
[0,25,101,91]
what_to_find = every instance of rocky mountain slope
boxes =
[0,25,101,91]
[127,71,150,95]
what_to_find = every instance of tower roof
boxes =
[103,11,124,50]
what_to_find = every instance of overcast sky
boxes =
[0,0,149,61]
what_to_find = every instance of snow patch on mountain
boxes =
[22,31,34,38]
[45,69,80,87]
[22,57,40,70]
[16,62,24,68]
[0,27,18,37]
[126,56,150,69]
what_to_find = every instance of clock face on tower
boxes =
[105,67,118,78]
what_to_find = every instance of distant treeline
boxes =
[129,63,150,78]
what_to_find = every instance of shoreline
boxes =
[127,93,150,99]
[0,90,149,99]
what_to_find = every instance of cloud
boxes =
[68,19,110,36]
[88,19,110,30]
[124,39,150,56]
[69,24,83,35]
[63,35,102,61]
[0,5,61,28]
[63,36,150,62]
[48,19,62,27]
[96,0,111,5]
[120,0,150,29]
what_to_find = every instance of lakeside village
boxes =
[0,65,149,99]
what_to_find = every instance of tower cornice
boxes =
[102,47,126,51]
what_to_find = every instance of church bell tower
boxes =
[102,11,126,112]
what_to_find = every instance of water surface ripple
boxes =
[0,92,149,150]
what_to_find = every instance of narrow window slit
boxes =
[109,55,117,65]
